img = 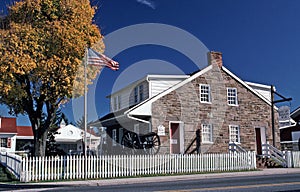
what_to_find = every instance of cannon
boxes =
[121,130,161,155]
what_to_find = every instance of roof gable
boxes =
[126,65,213,116]
[55,124,99,142]
[126,65,273,116]
[221,66,272,106]
[291,107,300,121]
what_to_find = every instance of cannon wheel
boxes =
[121,131,139,155]
[145,133,161,155]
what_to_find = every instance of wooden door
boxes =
[170,123,181,154]
[255,128,262,155]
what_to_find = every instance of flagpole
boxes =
[84,48,87,157]
[84,47,88,179]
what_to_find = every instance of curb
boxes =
[26,168,300,187]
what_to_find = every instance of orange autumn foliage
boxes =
[0,0,104,156]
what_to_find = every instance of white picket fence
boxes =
[21,152,256,182]
[292,151,300,168]
[0,152,256,182]
[5,150,300,182]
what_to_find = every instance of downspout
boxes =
[126,113,150,124]
[146,75,151,98]
[126,113,152,132]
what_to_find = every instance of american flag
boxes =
[87,48,119,71]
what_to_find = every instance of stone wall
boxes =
[151,53,279,154]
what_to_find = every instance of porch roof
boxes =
[16,126,33,137]
[98,104,139,122]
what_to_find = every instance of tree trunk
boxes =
[34,129,48,156]
[30,117,50,156]
[27,96,58,156]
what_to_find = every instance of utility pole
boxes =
[271,85,292,147]
[271,85,275,147]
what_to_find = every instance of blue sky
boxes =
[1,0,300,125]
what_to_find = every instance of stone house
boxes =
[96,51,280,155]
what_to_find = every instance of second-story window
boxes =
[227,88,238,106]
[200,84,211,103]
[134,87,139,103]
[117,95,121,110]
[139,84,144,102]
[112,95,121,111]
[134,84,145,104]
[113,96,118,111]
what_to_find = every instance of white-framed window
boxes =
[139,84,144,102]
[134,84,145,104]
[227,88,238,106]
[200,84,211,103]
[112,129,117,146]
[134,87,139,103]
[117,95,121,110]
[229,125,240,143]
[0,138,7,148]
[201,124,213,143]
[112,95,122,111]
[134,124,140,134]
[113,96,118,111]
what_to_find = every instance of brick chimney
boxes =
[208,51,223,68]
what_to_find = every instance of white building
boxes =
[55,123,100,154]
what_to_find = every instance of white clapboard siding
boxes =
[246,82,271,101]
[150,80,184,98]
[110,81,150,112]
[109,75,188,113]
[17,152,256,182]
[110,90,131,112]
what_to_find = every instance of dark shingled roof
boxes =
[99,104,138,122]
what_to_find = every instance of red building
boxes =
[0,117,33,152]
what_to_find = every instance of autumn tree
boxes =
[0,0,104,156]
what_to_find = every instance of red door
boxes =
[255,128,262,155]
[170,123,180,154]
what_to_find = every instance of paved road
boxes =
[2,168,300,192]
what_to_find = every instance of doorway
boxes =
[169,122,184,154]
[255,127,266,155]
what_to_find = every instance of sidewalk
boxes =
[27,168,300,187]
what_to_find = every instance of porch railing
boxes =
[262,143,287,167]
[229,143,247,153]
[0,152,22,179]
